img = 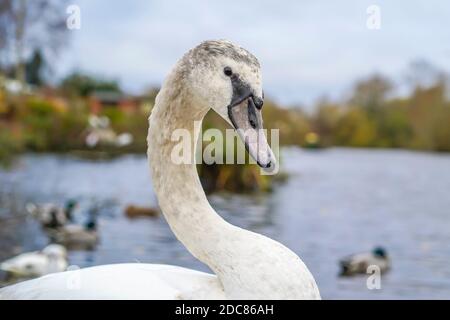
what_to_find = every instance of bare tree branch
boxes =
[0,0,70,83]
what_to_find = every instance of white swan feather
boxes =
[0,263,224,300]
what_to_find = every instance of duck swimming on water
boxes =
[26,200,77,229]
[339,247,390,276]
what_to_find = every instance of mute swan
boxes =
[339,247,390,276]
[0,40,320,300]
[0,244,68,278]
[26,200,77,229]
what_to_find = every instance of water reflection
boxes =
[1,148,450,299]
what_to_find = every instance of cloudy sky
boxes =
[59,0,450,107]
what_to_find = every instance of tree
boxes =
[349,74,392,112]
[335,107,377,147]
[405,59,442,90]
[0,1,12,74]
[0,0,69,84]
[25,49,44,85]
[61,72,122,97]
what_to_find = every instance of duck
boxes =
[0,40,320,299]
[48,221,98,250]
[26,200,77,229]
[339,247,390,276]
[124,205,160,219]
[0,244,68,278]
[85,115,133,148]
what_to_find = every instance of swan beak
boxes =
[228,94,276,171]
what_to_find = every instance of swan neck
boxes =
[146,67,320,300]
[147,89,229,265]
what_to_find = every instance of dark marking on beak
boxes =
[227,73,263,128]
[229,73,253,107]
[227,73,253,130]
[257,159,272,169]
[226,73,273,169]
[248,97,259,129]
[253,96,264,110]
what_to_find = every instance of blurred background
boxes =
[1,0,450,299]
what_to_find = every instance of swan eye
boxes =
[223,67,233,77]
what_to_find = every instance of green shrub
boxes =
[0,128,23,166]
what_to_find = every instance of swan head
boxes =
[185,40,275,170]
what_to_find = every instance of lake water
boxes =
[1,148,450,299]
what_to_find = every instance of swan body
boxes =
[339,247,390,276]
[0,264,224,300]
[0,40,320,299]
[0,245,68,278]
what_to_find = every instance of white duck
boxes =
[0,244,68,278]
[85,115,133,148]
[0,40,320,300]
